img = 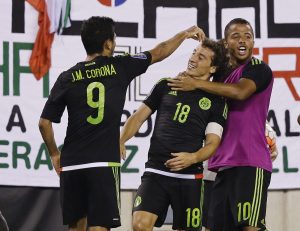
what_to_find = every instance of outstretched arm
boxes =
[165,133,221,171]
[120,104,152,160]
[149,26,205,64]
[168,75,256,101]
[38,118,61,175]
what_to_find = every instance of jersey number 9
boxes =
[86,82,105,125]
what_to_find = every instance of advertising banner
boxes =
[0,0,299,189]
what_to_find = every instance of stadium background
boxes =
[0,0,299,230]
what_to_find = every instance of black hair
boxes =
[81,16,115,55]
[201,38,230,82]
[224,18,254,39]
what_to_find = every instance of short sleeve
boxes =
[241,58,273,92]
[209,97,228,128]
[41,76,67,123]
[116,51,152,82]
[143,79,166,112]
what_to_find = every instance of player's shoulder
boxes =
[114,52,150,61]
[248,57,272,70]
[64,62,82,74]
[157,77,170,84]
[55,62,83,87]
[244,57,273,77]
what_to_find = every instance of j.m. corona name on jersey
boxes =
[71,64,117,82]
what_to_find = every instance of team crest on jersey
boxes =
[168,90,177,96]
[132,53,147,59]
[199,97,211,110]
[134,196,142,207]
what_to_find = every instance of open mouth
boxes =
[238,46,247,55]
[188,62,196,69]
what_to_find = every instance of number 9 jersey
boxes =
[41,52,151,169]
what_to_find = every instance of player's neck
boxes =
[193,74,211,81]
[85,50,113,62]
[230,56,252,68]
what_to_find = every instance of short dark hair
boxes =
[224,18,254,39]
[202,38,229,80]
[81,16,115,55]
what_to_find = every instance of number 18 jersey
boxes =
[144,79,227,175]
[41,52,151,168]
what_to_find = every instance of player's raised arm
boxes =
[149,25,205,64]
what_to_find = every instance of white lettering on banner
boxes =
[0,0,300,189]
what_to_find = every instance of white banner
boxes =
[0,0,299,189]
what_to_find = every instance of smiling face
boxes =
[225,23,254,65]
[185,44,216,80]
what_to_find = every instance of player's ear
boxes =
[223,41,228,49]
[104,39,113,51]
[210,66,217,74]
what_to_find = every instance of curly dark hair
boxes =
[201,38,230,82]
[81,16,115,55]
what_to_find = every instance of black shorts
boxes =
[202,180,214,229]
[60,167,121,228]
[209,167,271,231]
[133,172,204,231]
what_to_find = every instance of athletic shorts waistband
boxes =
[145,168,203,179]
[61,162,120,171]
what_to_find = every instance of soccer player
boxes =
[120,39,228,231]
[38,16,204,231]
[168,18,274,231]
[202,122,278,231]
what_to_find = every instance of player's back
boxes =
[41,52,152,168]
[61,56,129,166]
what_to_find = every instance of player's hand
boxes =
[269,143,278,162]
[167,74,198,91]
[184,25,205,41]
[120,142,126,160]
[50,151,61,176]
[164,152,197,171]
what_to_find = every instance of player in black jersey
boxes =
[120,39,229,231]
[38,16,204,231]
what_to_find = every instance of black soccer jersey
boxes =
[144,79,227,175]
[41,52,152,168]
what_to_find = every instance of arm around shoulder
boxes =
[191,77,257,101]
